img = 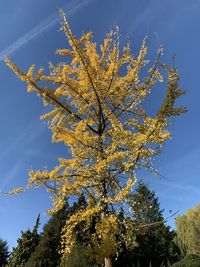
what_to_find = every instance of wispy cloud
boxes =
[125,1,158,39]
[0,0,95,60]
[0,161,24,189]
[0,117,46,163]
[162,180,200,198]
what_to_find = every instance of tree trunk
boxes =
[99,134,112,267]
[101,212,112,267]
[105,257,112,267]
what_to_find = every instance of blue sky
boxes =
[0,0,199,249]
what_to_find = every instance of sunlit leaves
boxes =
[5,11,186,263]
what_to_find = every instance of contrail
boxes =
[0,0,95,60]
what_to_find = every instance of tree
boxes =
[175,204,200,256]
[131,181,164,225]
[5,10,186,267]
[25,196,87,267]
[115,182,180,267]
[8,215,40,267]
[134,183,180,267]
[24,208,66,267]
[59,244,96,267]
[0,238,9,267]
[172,254,200,267]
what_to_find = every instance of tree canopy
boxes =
[8,215,40,267]
[116,182,180,267]
[5,11,186,266]
[175,204,200,256]
[25,196,87,267]
[0,238,9,267]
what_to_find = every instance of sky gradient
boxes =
[0,0,199,249]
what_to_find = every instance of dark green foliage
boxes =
[68,195,88,244]
[115,182,180,267]
[0,238,9,267]
[131,223,179,267]
[24,195,87,267]
[24,207,67,267]
[131,181,163,225]
[172,254,200,267]
[129,182,180,267]
[59,244,97,267]
[8,215,40,267]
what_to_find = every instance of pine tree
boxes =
[24,208,66,267]
[8,215,40,267]
[5,10,186,267]
[25,195,87,267]
[132,181,163,225]
[125,182,180,267]
[0,238,9,267]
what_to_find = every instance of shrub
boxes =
[172,254,200,267]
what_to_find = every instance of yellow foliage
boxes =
[86,214,120,263]
[4,11,186,263]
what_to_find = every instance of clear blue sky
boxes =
[0,0,199,249]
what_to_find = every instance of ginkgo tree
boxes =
[5,11,186,267]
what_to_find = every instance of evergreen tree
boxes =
[25,195,87,267]
[24,206,67,267]
[132,181,164,225]
[131,182,179,267]
[8,215,40,267]
[0,238,9,267]
[115,182,180,267]
[59,244,96,267]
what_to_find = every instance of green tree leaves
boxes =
[8,215,40,267]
